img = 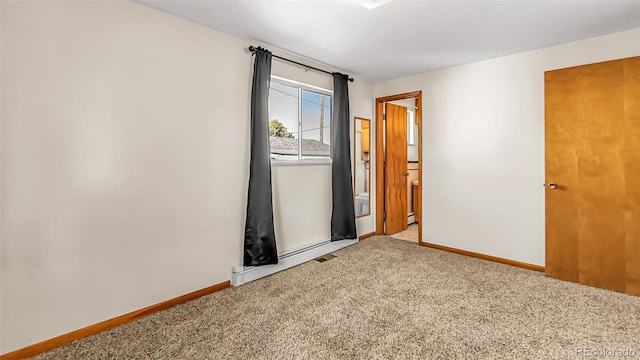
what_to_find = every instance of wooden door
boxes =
[545,56,640,295]
[385,103,408,235]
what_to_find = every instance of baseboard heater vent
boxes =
[232,239,358,286]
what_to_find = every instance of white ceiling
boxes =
[135,0,640,82]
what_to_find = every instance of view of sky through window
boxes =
[269,78,332,160]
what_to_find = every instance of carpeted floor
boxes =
[35,236,639,359]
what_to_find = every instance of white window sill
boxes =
[271,160,332,166]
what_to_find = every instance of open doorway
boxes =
[375,91,423,245]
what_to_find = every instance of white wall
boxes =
[374,28,640,266]
[0,1,373,354]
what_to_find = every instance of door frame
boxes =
[375,91,423,245]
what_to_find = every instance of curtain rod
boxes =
[249,46,354,82]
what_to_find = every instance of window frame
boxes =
[269,75,333,166]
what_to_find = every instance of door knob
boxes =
[404,172,410,176]
[547,182,558,190]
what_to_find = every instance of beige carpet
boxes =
[34,236,640,359]
[390,223,419,242]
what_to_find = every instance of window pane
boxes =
[269,81,299,160]
[408,110,415,145]
[301,89,331,159]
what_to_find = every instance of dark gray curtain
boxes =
[244,48,278,266]
[331,73,357,241]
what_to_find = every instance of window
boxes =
[407,109,416,146]
[268,76,332,162]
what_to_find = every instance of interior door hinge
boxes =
[383,211,386,219]
[383,114,387,121]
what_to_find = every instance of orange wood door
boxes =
[545,56,640,295]
[624,57,640,295]
[385,103,408,235]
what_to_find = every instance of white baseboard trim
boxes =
[231,238,358,286]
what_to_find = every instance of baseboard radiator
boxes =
[232,238,358,286]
